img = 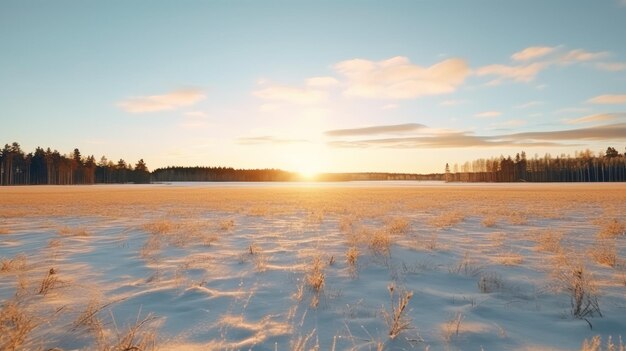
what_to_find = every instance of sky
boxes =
[1,0,626,175]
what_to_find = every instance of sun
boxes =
[297,167,319,181]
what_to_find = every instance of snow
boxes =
[0,183,625,350]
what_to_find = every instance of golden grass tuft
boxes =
[306,256,325,293]
[383,284,414,340]
[386,217,410,235]
[442,312,463,343]
[581,335,625,351]
[493,252,524,266]
[589,238,617,268]
[58,226,89,237]
[369,230,392,257]
[556,263,602,319]
[1,254,27,273]
[533,229,564,254]
[429,211,465,228]
[0,300,37,351]
[218,219,235,231]
[143,220,173,234]
[597,219,625,239]
[481,216,497,228]
[38,268,59,296]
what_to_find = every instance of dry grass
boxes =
[493,252,524,266]
[143,220,173,234]
[38,268,59,296]
[442,312,463,343]
[386,217,410,235]
[556,263,602,319]
[1,254,27,273]
[369,230,392,257]
[589,238,617,268]
[106,314,159,351]
[383,284,414,340]
[218,219,235,231]
[478,272,503,293]
[306,256,325,293]
[533,229,564,254]
[58,226,89,237]
[597,219,625,239]
[581,335,625,351]
[429,211,464,228]
[481,216,497,228]
[0,300,37,351]
[449,252,482,276]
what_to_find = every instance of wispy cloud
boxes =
[511,46,558,61]
[514,101,543,109]
[118,88,205,113]
[596,62,626,71]
[490,119,527,128]
[559,49,609,64]
[179,111,209,128]
[382,104,399,110]
[326,123,626,149]
[333,56,469,99]
[253,82,328,104]
[474,111,502,118]
[305,76,340,87]
[324,123,426,137]
[440,99,468,106]
[563,113,622,125]
[237,136,309,145]
[587,94,626,104]
[475,62,546,84]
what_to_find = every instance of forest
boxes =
[0,142,150,186]
[445,147,626,182]
[2,142,625,185]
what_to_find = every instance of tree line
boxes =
[445,147,626,182]
[0,142,150,186]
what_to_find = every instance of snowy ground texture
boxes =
[1,182,625,351]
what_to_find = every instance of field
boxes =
[1,183,625,351]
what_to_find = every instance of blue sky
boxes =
[1,0,626,174]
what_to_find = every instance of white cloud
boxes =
[117,88,205,113]
[511,46,557,61]
[184,111,208,118]
[475,62,546,84]
[253,83,328,104]
[587,94,626,104]
[474,111,502,118]
[382,104,398,110]
[596,62,626,71]
[563,113,620,125]
[514,101,543,109]
[333,56,469,99]
[440,99,468,106]
[559,49,609,63]
[305,76,340,87]
[490,119,527,128]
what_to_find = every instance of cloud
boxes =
[324,123,426,137]
[326,122,626,149]
[511,46,558,61]
[184,111,208,118]
[333,56,469,99]
[559,49,609,63]
[440,99,468,106]
[474,111,502,118]
[305,76,340,87]
[490,119,527,128]
[118,88,205,113]
[514,101,543,109]
[475,62,547,84]
[596,62,626,71]
[253,83,328,104]
[382,104,398,110]
[179,110,209,128]
[563,113,622,125]
[587,94,626,104]
[237,136,309,145]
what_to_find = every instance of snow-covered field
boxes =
[1,183,625,350]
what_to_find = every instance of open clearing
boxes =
[1,183,625,350]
